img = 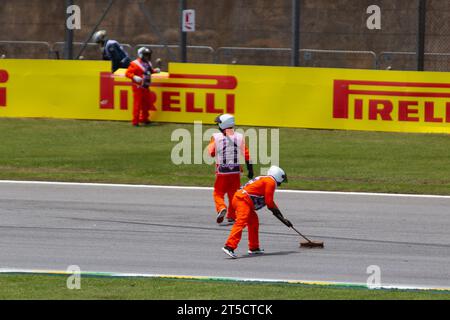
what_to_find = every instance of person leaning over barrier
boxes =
[92,30,131,72]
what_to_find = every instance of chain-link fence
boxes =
[423,0,450,71]
[0,0,449,71]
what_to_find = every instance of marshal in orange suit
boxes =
[222,166,289,259]
[125,47,160,127]
[207,114,253,225]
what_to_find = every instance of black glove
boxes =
[270,207,293,228]
[246,161,254,179]
[284,218,293,228]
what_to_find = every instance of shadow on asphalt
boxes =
[235,250,300,259]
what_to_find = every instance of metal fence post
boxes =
[417,0,426,71]
[291,0,300,66]
[180,0,187,62]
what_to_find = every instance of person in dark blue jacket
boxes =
[92,30,131,72]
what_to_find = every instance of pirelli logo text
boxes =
[0,70,8,107]
[333,80,450,123]
[99,73,237,114]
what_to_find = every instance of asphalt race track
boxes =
[0,181,449,288]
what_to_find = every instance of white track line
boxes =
[0,268,449,292]
[0,180,449,199]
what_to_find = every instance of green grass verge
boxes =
[0,117,449,194]
[0,274,449,300]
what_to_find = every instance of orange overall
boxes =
[125,58,157,126]
[208,129,250,220]
[225,176,278,250]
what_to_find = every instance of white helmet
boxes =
[267,166,287,185]
[92,30,107,44]
[137,47,152,60]
[215,114,235,130]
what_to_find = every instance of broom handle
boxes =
[290,225,314,243]
[272,210,314,243]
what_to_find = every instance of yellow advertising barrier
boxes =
[1,59,450,133]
